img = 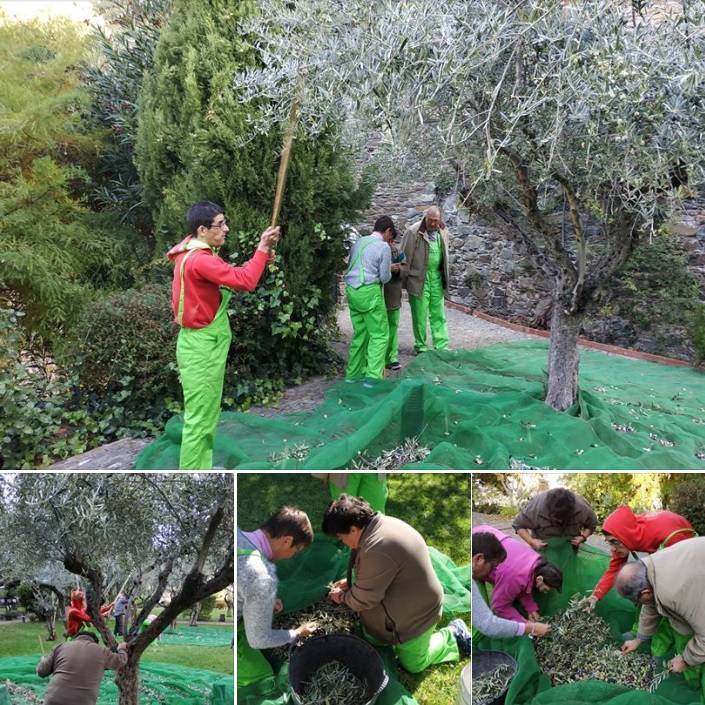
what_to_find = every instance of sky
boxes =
[0,1,97,22]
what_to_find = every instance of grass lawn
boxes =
[0,622,233,674]
[236,472,470,705]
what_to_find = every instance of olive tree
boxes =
[0,473,233,705]
[235,0,705,409]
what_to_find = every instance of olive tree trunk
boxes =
[545,304,583,411]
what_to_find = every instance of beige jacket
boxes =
[401,218,450,297]
[37,634,127,705]
[637,537,705,665]
[343,513,443,644]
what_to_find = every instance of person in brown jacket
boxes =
[617,537,705,673]
[384,229,405,371]
[323,495,470,673]
[36,632,128,705]
[513,488,597,551]
[401,206,451,354]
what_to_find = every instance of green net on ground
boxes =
[238,534,470,705]
[0,657,230,704]
[475,538,705,705]
[157,625,233,647]
[135,341,705,470]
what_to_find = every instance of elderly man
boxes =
[401,206,451,353]
[167,201,280,469]
[472,531,551,640]
[344,216,395,383]
[585,506,695,610]
[37,633,127,705]
[237,507,318,688]
[617,537,705,673]
[513,488,597,551]
[324,495,470,673]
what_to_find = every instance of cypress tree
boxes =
[136,0,370,400]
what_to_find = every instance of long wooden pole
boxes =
[270,97,301,228]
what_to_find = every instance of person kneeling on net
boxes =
[36,632,128,705]
[512,487,597,552]
[323,495,470,673]
[584,505,695,611]
[617,537,705,674]
[237,507,318,689]
[472,531,550,639]
[473,525,562,624]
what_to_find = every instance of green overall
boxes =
[327,473,388,513]
[385,308,400,366]
[345,237,389,381]
[176,243,233,470]
[362,623,459,674]
[236,548,277,690]
[409,235,448,353]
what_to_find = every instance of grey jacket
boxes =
[401,218,451,297]
[344,235,392,288]
[36,634,127,705]
[472,580,524,639]
[237,529,292,649]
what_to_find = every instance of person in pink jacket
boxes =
[473,525,562,624]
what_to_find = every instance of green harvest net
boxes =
[237,533,470,705]
[135,341,705,470]
[474,538,705,705]
[0,657,232,705]
[158,625,233,647]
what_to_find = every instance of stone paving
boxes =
[47,303,530,470]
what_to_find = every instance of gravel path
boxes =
[48,302,529,469]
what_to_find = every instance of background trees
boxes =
[0,473,233,705]
[237,0,705,409]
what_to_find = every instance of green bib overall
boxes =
[176,246,233,470]
[327,473,388,513]
[236,548,277,689]
[345,237,389,381]
[409,235,449,353]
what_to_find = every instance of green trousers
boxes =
[176,289,232,469]
[385,308,400,365]
[328,473,388,512]
[409,272,448,353]
[364,623,459,674]
[345,283,389,380]
[236,620,275,689]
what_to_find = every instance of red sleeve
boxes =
[69,606,92,623]
[100,604,112,617]
[192,249,270,292]
[592,553,627,600]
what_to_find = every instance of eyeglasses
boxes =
[211,218,228,230]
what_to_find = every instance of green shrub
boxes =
[0,308,95,469]
[689,303,705,366]
[198,595,217,621]
[668,477,705,537]
[64,283,180,430]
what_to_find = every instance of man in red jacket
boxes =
[167,201,280,469]
[585,506,695,610]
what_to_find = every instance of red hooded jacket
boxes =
[166,236,270,329]
[66,594,113,637]
[592,506,695,600]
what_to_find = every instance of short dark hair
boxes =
[535,560,563,590]
[545,488,576,529]
[373,215,396,236]
[186,201,223,234]
[472,532,507,563]
[322,495,375,536]
[260,507,313,547]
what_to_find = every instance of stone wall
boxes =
[354,168,705,361]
